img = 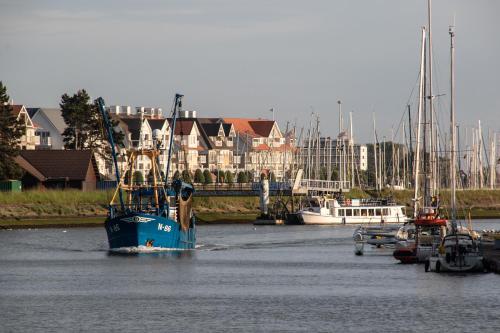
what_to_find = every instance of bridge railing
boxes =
[298,179,351,191]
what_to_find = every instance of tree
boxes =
[133,171,144,184]
[237,171,247,183]
[181,170,192,183]
[225,171,234,184]
[0,82,24,180]
[269,172,276,182]
[246,170,255,182]
[215,169,225,183]
[60,89,123,153]
[194,169,204,183]
[203,169,213,184]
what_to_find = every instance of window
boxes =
[346,209,352,217]
[361,209,368,216]
[353,209,360,216]
[382,208,389,216]
[368,209,375,216]
[375,209,381,216]
[338,209,344,217]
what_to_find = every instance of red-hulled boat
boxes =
[393,207,447,264]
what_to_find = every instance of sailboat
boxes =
[426,25,483,273]
[393,7,448,263]
[97,94,196,251]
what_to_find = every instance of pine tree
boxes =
[0,82,25,180]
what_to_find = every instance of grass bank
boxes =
[1,189,499,228]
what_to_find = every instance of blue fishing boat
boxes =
[97,94,196,250]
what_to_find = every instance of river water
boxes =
[1,220,500,332]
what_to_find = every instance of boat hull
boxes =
[105,212,195,250]
[300,211,408,225]
[428,256,484,273]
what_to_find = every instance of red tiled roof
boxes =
[169,119,195,135]
[249,120,274,137]
[223,118,275,138]
[11,105,24,117]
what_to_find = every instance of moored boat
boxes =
[299,195,409,225]
[426,233,484,272]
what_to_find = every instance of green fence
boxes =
[0,180,22,192]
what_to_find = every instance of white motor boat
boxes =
[299,196,409,225]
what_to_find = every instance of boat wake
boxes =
[109,245,195,253]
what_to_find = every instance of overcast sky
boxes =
[1,0,499,143]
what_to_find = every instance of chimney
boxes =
[123,106,132,115]
[109,105,120,114]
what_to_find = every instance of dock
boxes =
[482,240,500,273]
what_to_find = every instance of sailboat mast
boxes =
[373,113,378,191]
[449,25,456,225]
[414,27,426,217]
[350,111,355,187]
[427,0,437,195]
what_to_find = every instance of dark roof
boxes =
[119,117,143,141]
[27,107,40,118]
[249,120,275,137]
[16,150,99,181]
[147,118,167,131]
[200,123,221,137]
[169,119,195,136]
[222,123,232,136]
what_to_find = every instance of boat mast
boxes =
[373,113,378,191]
[165,94,183,184]
[96,97,125,212]
[413,27,426,217]
[449,24,457,227]
[349,111,355,188]
[427,0,437,195]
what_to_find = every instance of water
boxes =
[1,221,500,332]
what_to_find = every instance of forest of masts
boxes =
[292,110,498,191]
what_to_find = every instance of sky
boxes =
[1,0,499,143]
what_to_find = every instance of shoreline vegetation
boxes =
[1,189,500,229]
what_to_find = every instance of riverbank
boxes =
[1,189,500,228]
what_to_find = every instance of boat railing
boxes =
[338,197,397,207]
[109,203,177,218]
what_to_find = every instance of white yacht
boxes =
[299,196,409,225]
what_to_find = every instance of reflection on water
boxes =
[1,221,500,332]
